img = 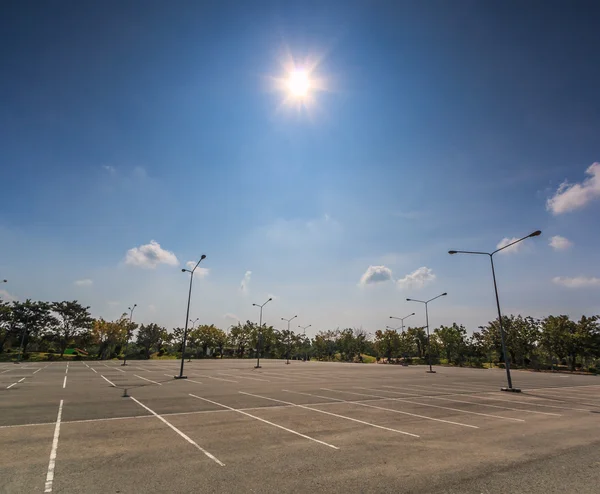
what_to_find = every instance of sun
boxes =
[287,69,311,98]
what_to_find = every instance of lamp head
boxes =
[448,250,457,255]
[268,297,272,301]
[200,254,207,260]
[529,230,542,237]
[181,268,186,273]
[442,292,447,296]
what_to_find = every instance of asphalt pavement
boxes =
[1,359,599,493]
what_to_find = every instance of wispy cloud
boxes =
[552,276,600,288]
[102,165,116,175]
[185,261,210,278]
[359,265,393,286]
[547,162,600,214]
[125,240,178,269]
[549,235,573,251]
[496,237,524,254]
[0,289,17,302]
[240,271,252,293]
[396,266,436,289]
[74,279,93,286]
[223,313,240,324]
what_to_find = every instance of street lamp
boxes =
[252,297,272,368]
[448,229,541,392]
[389,312,415,333]
[122,304,137,366]
[187,318,199,362]
[406,293,447,373]
[281,315,297,364]
[175,254,207,379]
[298,324,311,362]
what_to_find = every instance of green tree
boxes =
[434,323,467,364]
[92,316,128,359]
[136,323,168,359]
[50,301,94,357]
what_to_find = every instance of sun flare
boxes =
[287,69,311,98]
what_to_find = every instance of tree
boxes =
[10,300,55,355]
[92,315,128,360]
[50,301,94,357]
[374,329,400,361]
[434,323,467,365]
[136,323,168,359]
[406,326,427,358]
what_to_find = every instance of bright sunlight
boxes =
[287,69,311,98]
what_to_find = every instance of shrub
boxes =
[22,352,30,360]
[46,353,55,361]
[74,354,82,361]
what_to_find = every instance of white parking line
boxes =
[164,374,203,384]
[284,389,478,429]
[219,373,270,382]
[62,376,67,389]
[0,369,11,374]
[189,393,339,449]
[129,396,224,466]
[467,394,592,412]
[113,367,126,373]
[33,367,44,375]
[134,374,162,386]
[44,400,64,493]
[322,388,525,423]
[7,377,26,389]
[90,367,98,374]
[240,391,420,438]
[424,395,561,416]
[196,375,238,383]
[101,375,116,387]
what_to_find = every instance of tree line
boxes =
[0,299,598,372]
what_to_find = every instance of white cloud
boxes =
[185,261,210,278]
[0,289,17,302]
[496,237,524,254]
[125,240,178,269]
[549,235,573,251]
[240,271,252,293]
[552,276,600,288]
[74,279,93,286]
[359,265,393,286]
[102,165,116,175]
[396,266,436,289]
[223,313,239,323]
[547,162,600,214]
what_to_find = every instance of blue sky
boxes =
[1,1,599,336]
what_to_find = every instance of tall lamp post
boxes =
[122,304,137,366]
[449,229,541,392]
[187,318,199,362]
[281,315,297,364]
[252,297,272,368]
[407,293,447,373]
[389,312,415,333]
[175,254,207,379]
[298,324,311,361]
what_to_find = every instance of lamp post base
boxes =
[501,387,521,393]
[121,363,128,366]
[254,365,261,369]
[174,375,188,380]
[426,370,436,373]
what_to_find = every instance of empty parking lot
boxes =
[1,360,599,493]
